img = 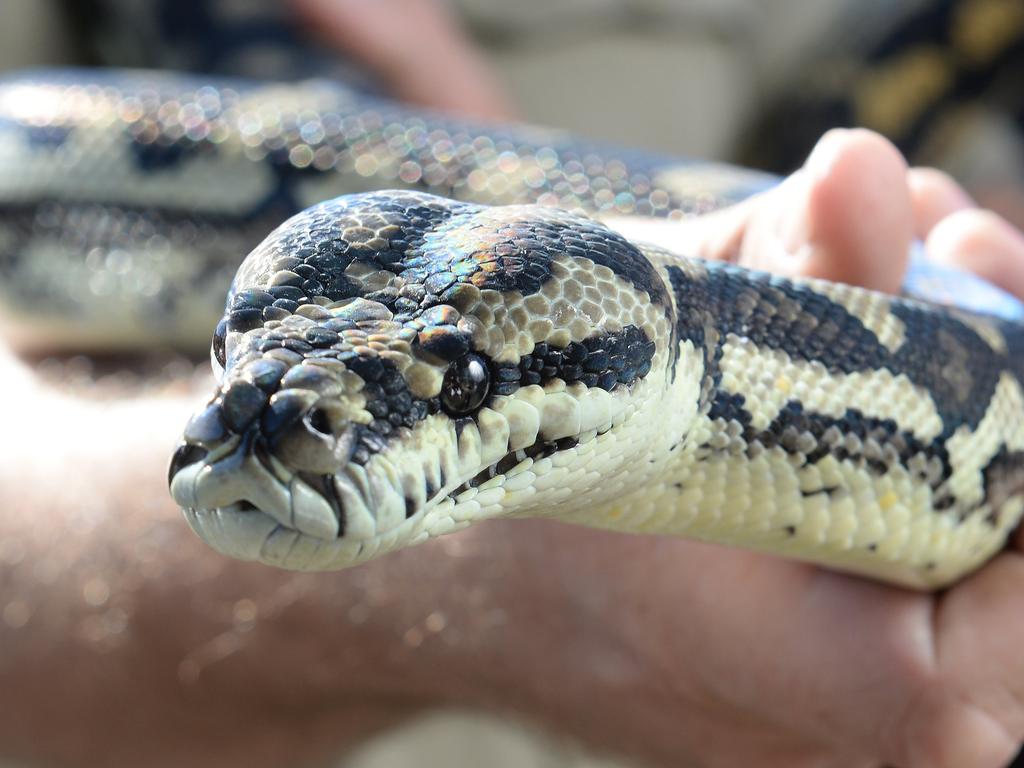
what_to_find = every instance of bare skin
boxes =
[2,128,1024,768]
[289,0,517,121]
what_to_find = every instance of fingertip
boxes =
[901,700,1020,768]
[907,167,975,238]
[804,128,910,191]
[927,555,1024,767]
[735,129,914,293]
[925,208,1024,300]
[790,128,912,293]
[291,0,516,121]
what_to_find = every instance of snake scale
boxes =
[3,69,1024,589]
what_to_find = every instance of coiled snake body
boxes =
[3,69,1023,589]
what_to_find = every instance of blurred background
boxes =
[1,0,1022,766]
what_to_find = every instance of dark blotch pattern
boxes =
[420,211,670,309]
[221,380,269,433]
[129,133,210,172]
[704,393,1004,520]
[673,261,1024,525]
[250,192,471,313]
[209,344,439,468]
[25,123,71,149]
[0,200,254,321]
[981,446,1024,525]
[345,356,437,465]
[670,260,1010,433]
[490,325,655,396]
[242,192,670,325]
[417,326,472,361]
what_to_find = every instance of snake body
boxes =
[0,69,769,350]
[3,70,1023,588]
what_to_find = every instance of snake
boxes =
[3,69,1024,590]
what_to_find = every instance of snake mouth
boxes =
[179,500,376,570]
[167,418,455,566]
[168,431,347,543]
[181,502,281,563]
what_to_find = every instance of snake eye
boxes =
[211,318,228,377]
[440,354,490,415]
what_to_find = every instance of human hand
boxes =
[2,129,1024,768]
[518,128,1024,767]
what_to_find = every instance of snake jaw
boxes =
[170,416,464,569]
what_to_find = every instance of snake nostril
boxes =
[168,443,209,486]
[306,407,333,436]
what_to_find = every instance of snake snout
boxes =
[169,423,347,547]
[169,443,208,486]
[168,387,352,542]
[269,399,359,475]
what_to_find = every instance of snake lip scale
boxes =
[1,69,1021,589]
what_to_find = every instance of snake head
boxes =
[169,191,675,570]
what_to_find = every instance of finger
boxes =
[599,194,759,264]
[291,0,516,120]
[925,208,1024,300]
[917,552,1024,768]
[610,128,917,298]
[739,128,912,294]
[907,167,975,239]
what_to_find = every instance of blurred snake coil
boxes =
[3,69,1023,589]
